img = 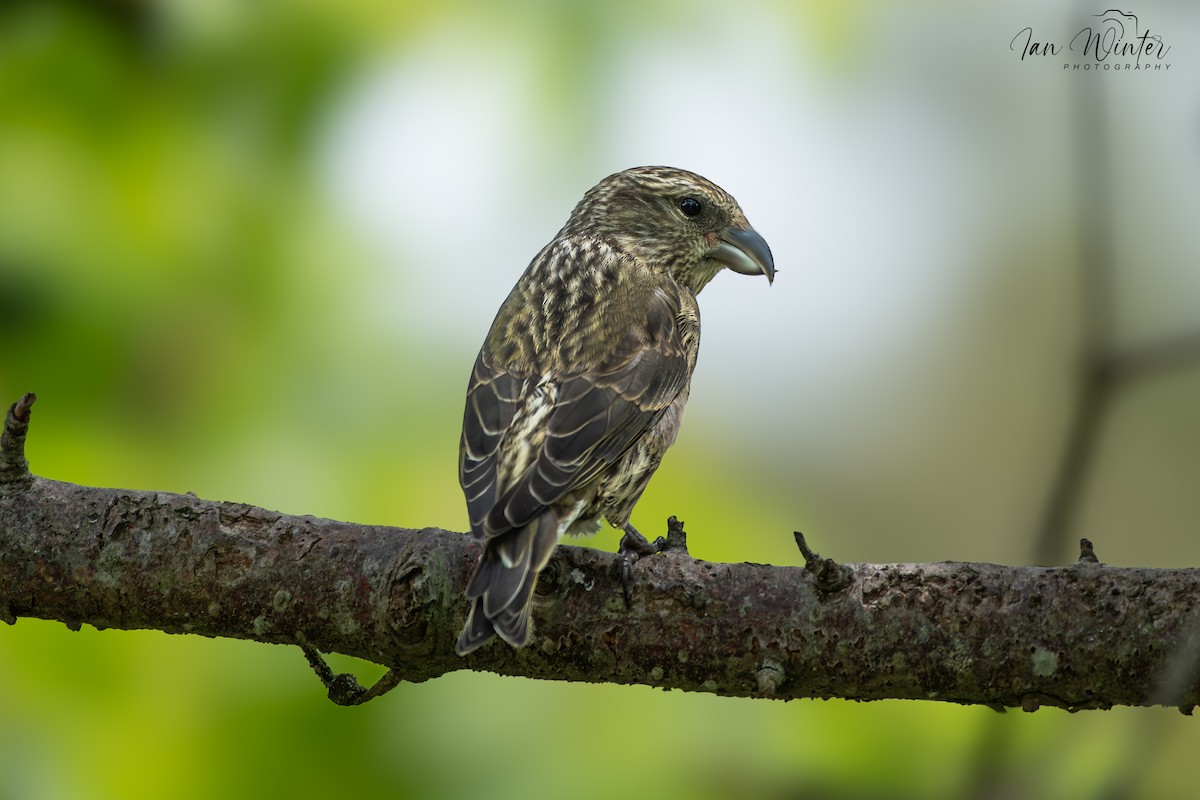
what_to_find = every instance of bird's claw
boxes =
[619,526,661,557]
[618,553,635,607]
[618,525,665,608]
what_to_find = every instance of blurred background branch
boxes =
[1033,66,1200,568]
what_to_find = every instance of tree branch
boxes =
[3,394,1199,711]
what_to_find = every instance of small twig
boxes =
[661,515,689,553]
[0,392,36,486]
[793,531,853,594]
[301,645,403,706]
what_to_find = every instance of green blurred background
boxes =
[2,0,1199,797]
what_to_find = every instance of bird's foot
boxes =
[617,524,661,608]
[619,524,663,559]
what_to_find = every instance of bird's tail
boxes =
[456,512,559,655]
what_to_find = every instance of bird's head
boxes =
[563,166,775,295]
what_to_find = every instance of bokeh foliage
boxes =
[2,2,1198,799]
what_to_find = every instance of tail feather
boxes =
[456,512,559,654]
[456,599,497,655]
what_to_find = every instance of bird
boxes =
[456,166,774,655]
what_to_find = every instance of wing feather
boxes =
[471,283,690,539]
[459,355,524,536]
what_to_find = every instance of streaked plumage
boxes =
[456,166,774,655]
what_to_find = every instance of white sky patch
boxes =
[315,16,544,344]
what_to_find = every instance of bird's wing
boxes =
[459,351,524,538]
[459,281,691,542]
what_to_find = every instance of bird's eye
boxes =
[678,197,703,217]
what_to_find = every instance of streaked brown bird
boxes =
[456,166,774,655]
